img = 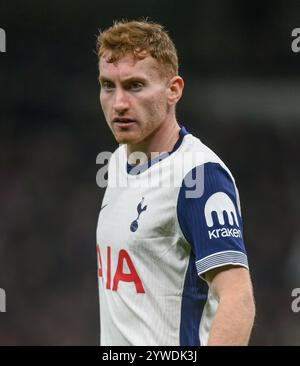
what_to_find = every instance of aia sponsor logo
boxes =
[96,244,145,294]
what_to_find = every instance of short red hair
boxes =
[96,19,179,78]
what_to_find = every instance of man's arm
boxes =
[205,265,255,346]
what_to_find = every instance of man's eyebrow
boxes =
[99,75,148,84]
[99,76,112,83]
[122,76,148,83]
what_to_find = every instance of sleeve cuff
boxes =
[196,250,249,278]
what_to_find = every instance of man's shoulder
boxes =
[180,131,229,171]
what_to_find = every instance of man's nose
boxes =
[113,89,130,114]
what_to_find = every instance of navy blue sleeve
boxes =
[177,162,249,279]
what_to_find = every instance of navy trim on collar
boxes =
[127,125,190,175]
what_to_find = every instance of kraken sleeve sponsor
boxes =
[177,162,249,278]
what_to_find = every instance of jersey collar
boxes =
[127,125,190,175]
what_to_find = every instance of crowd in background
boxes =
[1,116,299,345]
[1,0,300,345]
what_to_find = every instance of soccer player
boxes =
[96,19,255,346]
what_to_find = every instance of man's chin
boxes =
[113,131,141,145]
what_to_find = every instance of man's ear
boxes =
[167,76,184,106]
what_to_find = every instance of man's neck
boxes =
[127,120,180,164]
[127,121,181,165]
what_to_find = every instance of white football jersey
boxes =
[96,126,249,346]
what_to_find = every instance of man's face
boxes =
[99,53,171,144]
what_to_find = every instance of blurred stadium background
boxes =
[1,0,300,345]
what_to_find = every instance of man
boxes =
[96,19,255,346]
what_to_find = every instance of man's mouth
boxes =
[113,117,136,124]
[113,118,137,128]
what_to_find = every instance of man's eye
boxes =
[102,82,114,91]
[130,82,143,91]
